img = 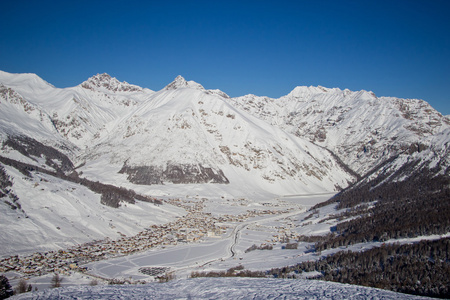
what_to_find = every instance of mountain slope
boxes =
[0,162,184,257]
[0,71,355,257]
[230,86,450,176]
[0,71,154,147]
[76,76,354,195]
[11,277,428,300]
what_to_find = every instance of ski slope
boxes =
[12,277,430,299]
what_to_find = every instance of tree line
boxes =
[289,152,450,298]
[269,238,450,298]
[303,150,450,248]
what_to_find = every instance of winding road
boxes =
[200,208,308,267]
[229,223,247,257]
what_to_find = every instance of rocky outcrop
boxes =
[81,73,143,93]
[119,163,229,185]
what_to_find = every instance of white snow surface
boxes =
[12,277,429,300]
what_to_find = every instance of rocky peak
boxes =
[164,75,205,91]
[81,73,142,93]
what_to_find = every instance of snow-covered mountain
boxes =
[0,71,357,195]
[0,70,449,258]
[84,76,356,195]
[231,86,450,176]
[0,71,154,146]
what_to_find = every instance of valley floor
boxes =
[3,194,448,298]
[2,195,323,287]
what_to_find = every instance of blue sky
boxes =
[1,0,449,115]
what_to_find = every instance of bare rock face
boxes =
[119,163,229,185]
[81,73,143,93]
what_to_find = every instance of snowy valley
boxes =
[0,70,449,299]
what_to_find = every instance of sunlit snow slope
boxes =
[12,277,429,300]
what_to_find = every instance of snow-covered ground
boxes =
[5,193,448,297]
[77,195,328,278]
[0,165,186,258]
[11,277,431,299]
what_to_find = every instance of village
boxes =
[0,197,296,278]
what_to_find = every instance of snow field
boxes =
[11,277,431,299]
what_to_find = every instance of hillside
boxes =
[10,277,430,299]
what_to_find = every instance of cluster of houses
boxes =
[0,197,294,277]
[271,217,302,243]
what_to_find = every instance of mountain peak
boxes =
[286,85,341,98]
[164,75,205,91]
[0,70,55,90]
[81,73,142,93]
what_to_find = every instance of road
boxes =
[229,223,247,257]
[202,208,308,266]
[172,208,306,276]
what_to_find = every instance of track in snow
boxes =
[12,277,430,300]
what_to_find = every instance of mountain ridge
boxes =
[1,70,448,188]
[231,85,449,176]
